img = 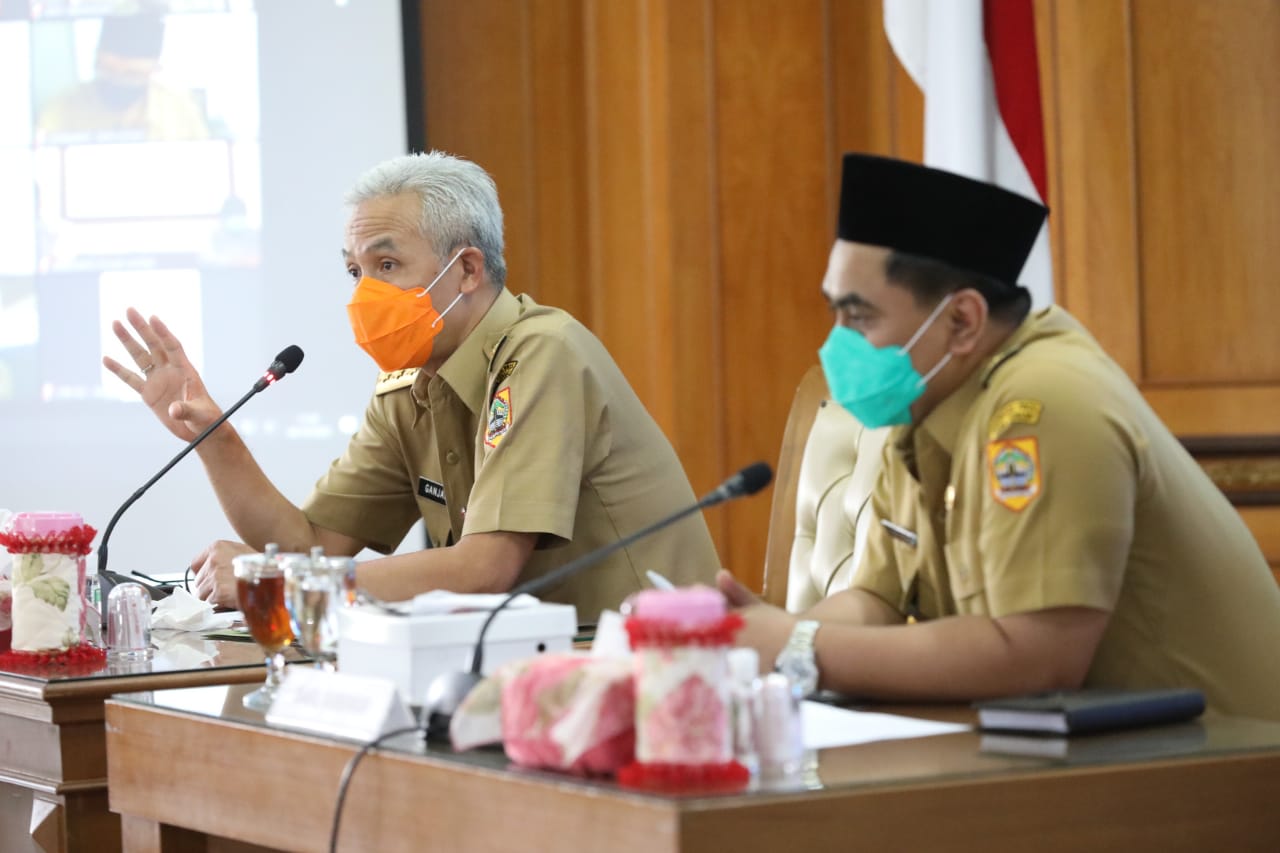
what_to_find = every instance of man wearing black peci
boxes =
[723,153,1280,720]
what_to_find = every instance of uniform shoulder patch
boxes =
[495,359,518,381]
[988,399,1043,440]
[485,387,513,448]
[375,368,419,396]
[987,437,1041,512]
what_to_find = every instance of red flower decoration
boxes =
[0,643,107,676]
[0,524,98,556]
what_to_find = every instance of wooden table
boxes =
[106,684,1280,852]
[0,638,305,853]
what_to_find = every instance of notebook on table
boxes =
[975,688,1206,735]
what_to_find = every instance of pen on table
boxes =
[646,570,677,590]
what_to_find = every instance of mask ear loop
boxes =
[915,351,953,387]
[902,292,954,352]
[430,292,464,328]
[416,247,469,299]
[903,292,955,387]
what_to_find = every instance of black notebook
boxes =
[980,721,1208,761]
[975,688,1206,735]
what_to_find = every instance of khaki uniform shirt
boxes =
[853,307,1280,720]
[303,290,720,623]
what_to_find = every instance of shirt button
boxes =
[446,450,459,464]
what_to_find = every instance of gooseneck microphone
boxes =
[420,461,773,737]
[96,346,305,596]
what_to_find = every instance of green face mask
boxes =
[817,294,953,428]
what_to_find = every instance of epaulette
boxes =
[375,368,419,396]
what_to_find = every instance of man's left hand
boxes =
[190,540,256,609]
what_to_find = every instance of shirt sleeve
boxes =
[974,363,1140,618]
[460,325,605,544]
[301,395,421,554]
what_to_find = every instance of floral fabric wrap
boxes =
[0,510,11,651]
[0,513,97,652]
[450,652,636,776]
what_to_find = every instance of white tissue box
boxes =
[337,602,577,705]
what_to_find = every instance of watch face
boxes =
[778,651,819,696]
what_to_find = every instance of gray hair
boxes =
[345,151,507,286]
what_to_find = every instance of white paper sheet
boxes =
[802,702,970,750]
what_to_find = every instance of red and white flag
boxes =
[884,0,1053,306]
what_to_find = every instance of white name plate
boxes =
[265,667,417,742]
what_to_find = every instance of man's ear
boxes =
[457,247,487,293]
[947,288,989,355]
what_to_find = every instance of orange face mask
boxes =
[346,249,466,371]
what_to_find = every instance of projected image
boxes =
[0,277,39,402]
[4,0,408,438]
[27,3,261,274]
[0,1,260,403]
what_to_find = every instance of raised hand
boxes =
[102,308,222,442]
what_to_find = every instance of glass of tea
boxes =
[233,552,294,711]
[282,554,352,670]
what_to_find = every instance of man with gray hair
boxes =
[105,151,720,623]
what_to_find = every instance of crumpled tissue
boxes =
[151,587,237,632]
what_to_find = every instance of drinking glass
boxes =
[233,553,294,711]
[282,555,352,671]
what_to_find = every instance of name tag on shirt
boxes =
[417,476,447,506]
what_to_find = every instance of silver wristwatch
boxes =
[774,619,821,697]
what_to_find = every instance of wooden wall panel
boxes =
[526,0,591,316]
[580,0,727,544]
[647,1,728,510]
[418,0,1280,593]
[419,0,910,591]
[712,0,837,588]
[582,1,652,397]
[1042,0,1142,377]
[1132,0,1280,384]
[420,1,536,295]
[828,1,918,165]
[1042,0,1280,575]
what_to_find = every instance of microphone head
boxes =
[271,345,305,377]
[420,669,483,740]
[258,345,305,388]
[699,461,774,506]
[736,461,773,497]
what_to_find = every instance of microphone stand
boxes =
[420,462,772,738]
[97,380,281,598]
[467,500,708,677]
